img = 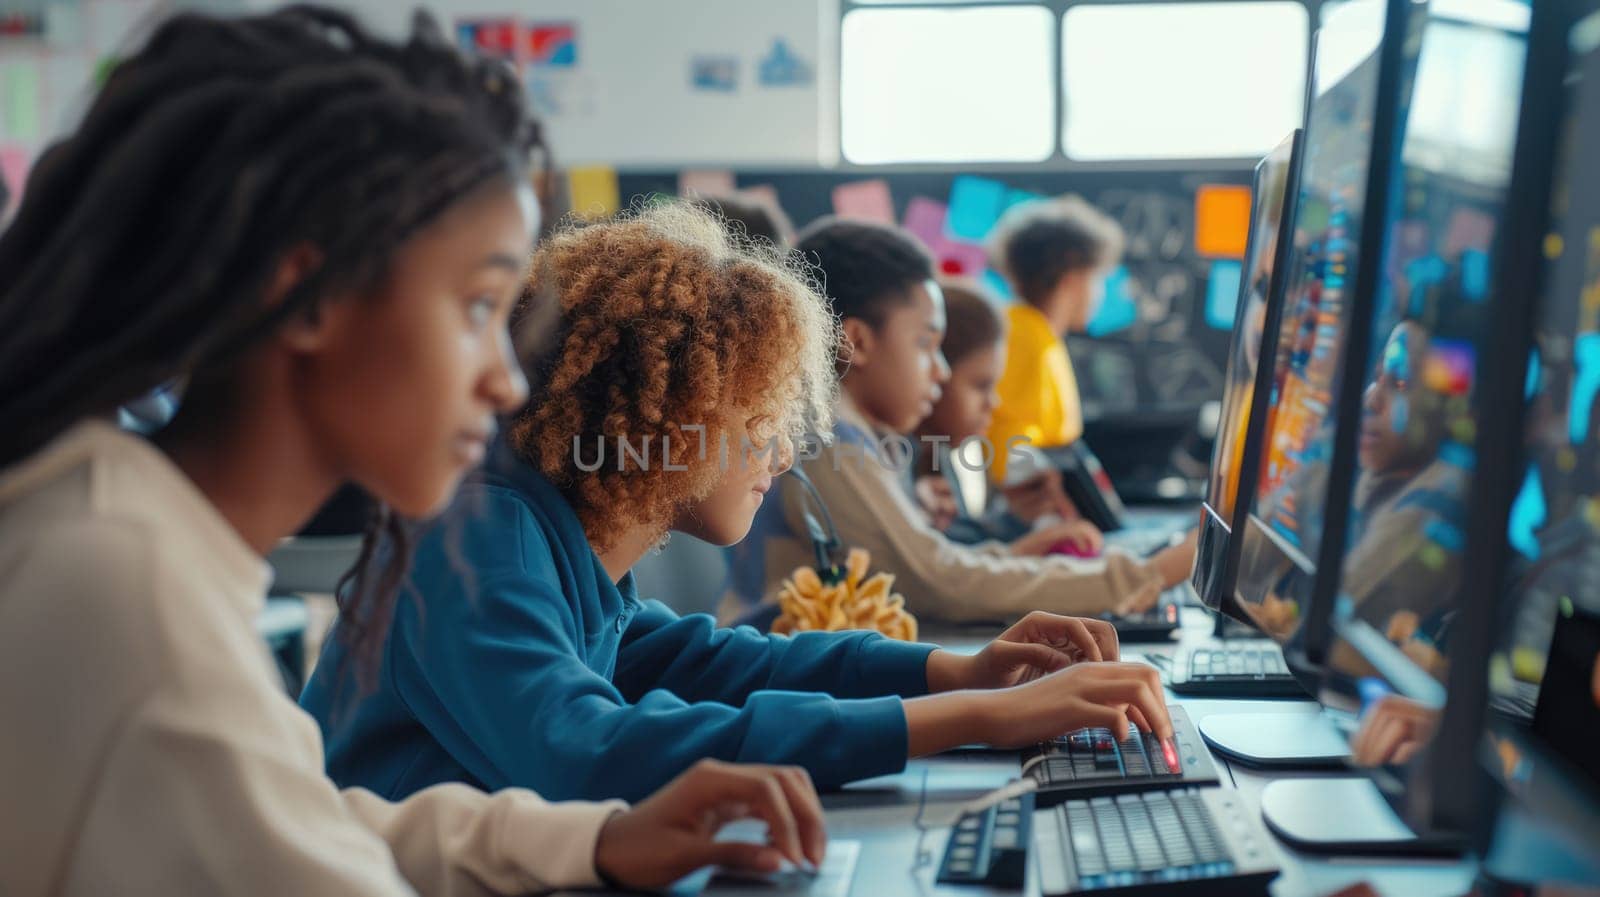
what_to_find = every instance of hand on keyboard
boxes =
[594,759,826,888]
[979,662,1175,750]
[929,612,1122,692]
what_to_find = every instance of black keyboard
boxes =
[1100,588,1184,643]
[1023,705,1220,806]
[1163,645,1307,698]
[937,791,1034,887]
[1034,789,1280,896]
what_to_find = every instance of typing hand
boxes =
[914,475,959,531]
[1348,695,1438,767]
[594,760,826,889]
[929,612,1122,693]
[978,662,1175,750]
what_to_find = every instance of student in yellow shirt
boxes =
[986,196,1125,485]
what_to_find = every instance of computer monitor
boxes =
[1433,0,1600,878]
[1268,0,1536,856]
[1193,129,1305,615]
[1227,0,1409,676]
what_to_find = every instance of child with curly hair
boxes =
[302,201,1175,804]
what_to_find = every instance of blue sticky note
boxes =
[1205,260,1243,330]
[1405,254,1448,316]
[1571,333,1600,443]
[982,267,1014,301]
[1508,464,1545,560]
[1087,266,1137,337]
[947,176,1007,241]
[1002,188,1044,214]
[1461,249,1490,302]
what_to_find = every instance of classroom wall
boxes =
[234,0,838,168]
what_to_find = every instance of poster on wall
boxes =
[757,38,811,88]
[690,55,738,92]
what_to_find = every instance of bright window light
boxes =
[1061,2,1309,161]
[841,6,1055,164]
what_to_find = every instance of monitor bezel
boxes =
[1194,129,1307,615]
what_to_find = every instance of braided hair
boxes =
[0,5,546,681]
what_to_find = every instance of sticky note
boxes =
[933,240,987,278]
[741,184,780,209]
[678,169,735,197]
[831,179,894,225]
[567,165,619,221]
[1087,266,1137,337]
[903,196,948,250]
[982,268,1014,301]
[1445,208,1495,257]
[2,62,42,142]
[1460,249,1490,301]
[1194,184,1251,258]
[1002,188,1044,214]
[0,145,28,208]
[947,175,1007,241]
[1205,260,1243,330]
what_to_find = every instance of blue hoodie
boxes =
[300,444,935,803]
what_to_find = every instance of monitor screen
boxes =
[1490,5,1600,742]
[1206,135,1299,524]
[1233,0,1390,644]
[1324,6,1531,706]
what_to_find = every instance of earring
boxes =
[651,532,672,555]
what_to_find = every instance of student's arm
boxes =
[75,650,621,897]
[387,501,912,802]
[614,601,936,704]
[790,450,1163,623]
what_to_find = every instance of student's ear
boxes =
[841,316,878,369]
[271,244,341,354]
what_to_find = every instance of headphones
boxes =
[787,466,848,585]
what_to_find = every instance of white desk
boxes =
[803,611,1478,897]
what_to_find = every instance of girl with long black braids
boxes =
[0,7,824,895]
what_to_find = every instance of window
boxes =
[1060,2,1308,161]
[840,5,1055,164]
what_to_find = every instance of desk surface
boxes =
[806,611,1477,897]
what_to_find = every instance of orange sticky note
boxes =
[1194,184,1252,259]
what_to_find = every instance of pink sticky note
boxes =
[678,169,736,197]
[741,184,780,209]
[904,197,948,251]
[831,179,894,224]
[0,146,28,211]
[932,239,989,278]
[1445,208,1495,257]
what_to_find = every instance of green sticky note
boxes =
[3,63,42,142]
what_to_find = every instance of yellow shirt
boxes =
[987,303,1083,483]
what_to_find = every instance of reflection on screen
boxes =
[1492,15,1600,725]
[1327,8,1528,700]
[1233,0,1388,645]
[1206,138,1295,522]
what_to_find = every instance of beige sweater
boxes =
[726,399,1163,625]
[0,422,624,896]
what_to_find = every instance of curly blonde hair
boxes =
[513,200,842,551]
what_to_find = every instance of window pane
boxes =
[1061,2,1308,161]
[842,6,1055,164]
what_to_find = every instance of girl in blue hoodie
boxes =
[302,201,1173,804]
